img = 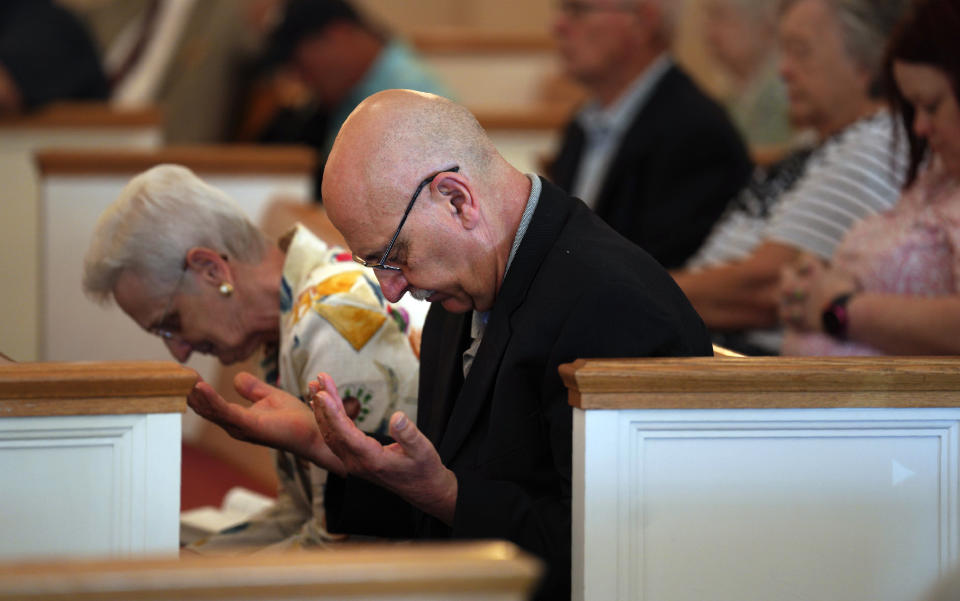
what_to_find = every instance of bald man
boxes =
[190,90,710,600]
[307,89,711,599]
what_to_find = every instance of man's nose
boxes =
[374,269,408,303]
[164,337,193,363]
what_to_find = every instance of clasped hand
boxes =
[778,253,858,332]
[187,371,457,524]
[187,372,344,472]
[309,373,458,525]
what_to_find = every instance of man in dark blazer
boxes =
[550,0,752,269]
[312,90,712,600]
[186,90,710,601]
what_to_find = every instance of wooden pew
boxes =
[560,356,960,601]
[0,541,542,601]
[0,103,162,363]
[0,361,194,560]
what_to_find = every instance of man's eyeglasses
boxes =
[353,165,460,272]
[149,262,187,340]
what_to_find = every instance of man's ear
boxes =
[184,247,230,288]
[433,172,480,230]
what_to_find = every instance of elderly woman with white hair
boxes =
[83,163,421,550]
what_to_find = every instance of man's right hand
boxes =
[187,372,345,473]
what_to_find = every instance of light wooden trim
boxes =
[410,29,555,53]
[0,361,194,416]
[559,356,960,410]
[0,541,542,601]
[0,102,162,129]
[474,106,572,131]
[35,146,317,176]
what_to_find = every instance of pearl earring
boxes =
[219,282,234,297]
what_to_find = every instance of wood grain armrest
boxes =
[0,541,542,601]
[560,356,960,410]
[0,360,195,416]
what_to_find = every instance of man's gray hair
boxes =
[781,0,909,93]
[83,164,270,303]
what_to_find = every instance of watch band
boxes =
[821,293,853,339]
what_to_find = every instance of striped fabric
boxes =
[766,111,909,259]
[685,145,812,269]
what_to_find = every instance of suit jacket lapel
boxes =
[436,179,573,461]
[550,119,587,193]
[594,65,678,219]
[418,307,470,445]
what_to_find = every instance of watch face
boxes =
[822,310,841,336]
[821,294,851,339]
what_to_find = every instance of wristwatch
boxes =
[821,293,853,339]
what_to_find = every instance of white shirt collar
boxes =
[577,54,673,140]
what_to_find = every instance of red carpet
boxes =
[181,442,277,511]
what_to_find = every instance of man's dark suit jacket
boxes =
[325,178,712,600]
[550,64,752,269]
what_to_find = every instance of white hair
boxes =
[82,164,270,303]
[780,0,910,95]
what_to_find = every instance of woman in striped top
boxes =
[779,0,960,356]
[672,0,910,355]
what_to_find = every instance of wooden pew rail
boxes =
[0,541,542,601]
[560,355,960,410]
[0,360,194,417]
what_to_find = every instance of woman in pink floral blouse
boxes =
[779,0,960,355]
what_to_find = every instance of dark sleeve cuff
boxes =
[324,472,419,539]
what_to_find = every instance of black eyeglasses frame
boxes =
[352,165,460,272]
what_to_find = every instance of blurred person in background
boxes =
[248,0,451,193]
[83,164,422,551]
[548,0,752,269]
[0,0,108,115]
[779,0,960,356]
[702,0,795,149]
[671,0,910,355]
[74,0,262,144]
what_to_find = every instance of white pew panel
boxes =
[0,361,193,559]
[562,356,960,601]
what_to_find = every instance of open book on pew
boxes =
[180,486,275,545]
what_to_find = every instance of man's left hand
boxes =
[309,373,458,525]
